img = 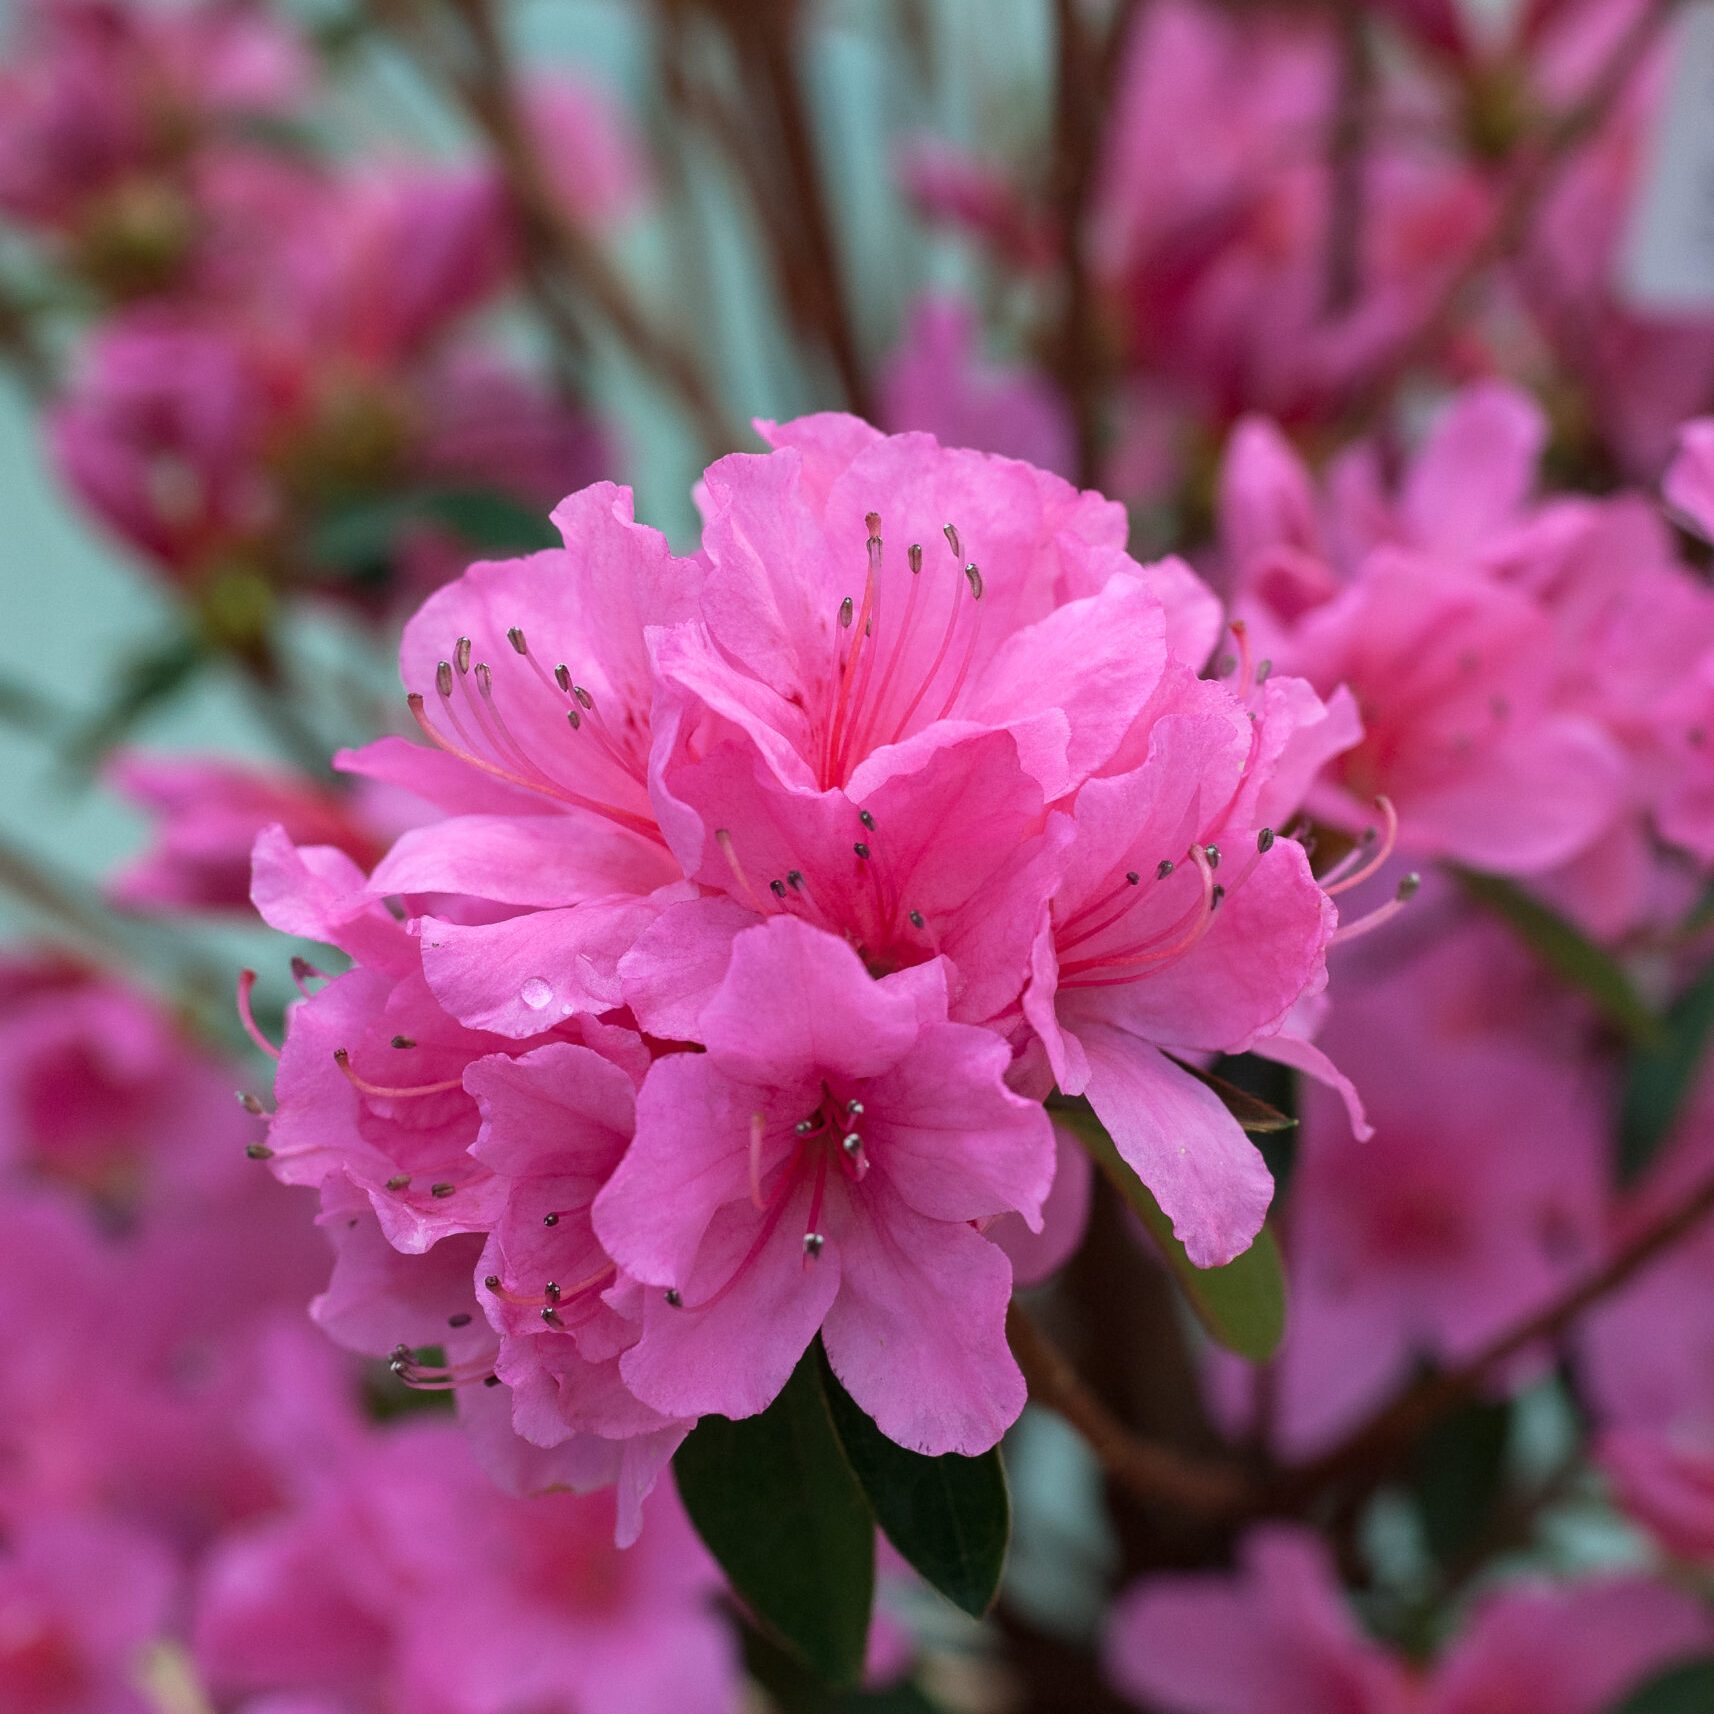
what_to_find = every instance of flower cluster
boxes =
[250,417,1355,1500]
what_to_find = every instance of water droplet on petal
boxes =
[520,977,553,1010]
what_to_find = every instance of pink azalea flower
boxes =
[0,951,250,1203]
[194,1417,737,1714]
[1218,400,1630,876]
[1106,1525,1713,1714]
[879,295,1074,476]
[0,1513,176,1714]
[107,751,389,914]
[1104,1526,1415,1714]
[49,310,281,578]
[593,916,1055,1454]
[1089,0,1491,452]
[1214,894,1608,1455]
[0,0,309,236]
[1023,659,1350,1266]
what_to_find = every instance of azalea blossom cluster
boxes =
[245,413,1352,1495]
[17,0,1714,1711]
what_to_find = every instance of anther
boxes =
[847,1100,864,1115]
[858,809,875,830]
[1126,871,1140,886]
[484,1275,501,1290]
[436,660,453,696]
[245,1142,274,1160]
[943,523,962,560]
[386,1174,411,1190]
[237,1091,265,1115]
[545,1283,562,1301]
[540,1307,562,1326]
[390,1035,415,1049]
[665,1289,683,1308]
[1256,659,1273,683]
[1211,885,1226,909]
[291,955,323,985]
[448,1312,472,1329]
[770,878,787,898]
[964,563,984,599]
[854,841,870,859]
[908,909,925,928]
[573,685,593,710]
[839,596,854,628]
[842,1132,863,1156]
[908,543,923,574]
[1204,844,1221,868]
[1398,872,1421,900]
[865,511,882,540]
[567,708,581,731]
[795,1120,814,1135]
[542,1212,559,1227]
[455,637,472,673]
[554,663,572,692]
[430,1182,455,1199]
[1215,653,1237,677]
[474,662,493,695]
[507,626,528,655]
[1157,859,1174,879]
[803,1232,826,1258]
[787,870,805,890]
[1257,828,1275,853]
[483,1374,502,1387]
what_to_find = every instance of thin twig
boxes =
[1007,1300,1255,1516]
[1048,0,1141,488]
[1267,1162,1714,1510]
[1325,0,1373,315]
[380,0,742,453]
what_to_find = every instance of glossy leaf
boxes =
[820,1352,1009,1617]
[1408,1397,1511,1567]
[1167,1054,1297,1133]
[1619,962,1714,1185]
[1607,1658,1714,1713]
[1059,1101,1288,1361]
[307,486,556,572]
[674,1350,875,1686]
[1457,870,1658,1046]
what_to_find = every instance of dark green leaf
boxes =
[1167,1054,1297,1133]
[739,1622,942,1714]
[1457,870,1659,1046]
[820,1352,1009,1617]
[1606,1657,1714,1713]
[62,633,205,769]
[1619,962,1714,1185]
[306,488,556,573]
[1059,1101,1288,1360]
[674,1351,875,1686]
[1407,1396,1511,1567]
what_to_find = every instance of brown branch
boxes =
[1324,0,1373,316]
[1048,0,1142,489]
[1341,0,1683,431]
[1007,1300,1255,1516]
[381,0,742,454]
[1266,1161,1714,1511]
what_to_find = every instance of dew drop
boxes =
[520,976,554,1010]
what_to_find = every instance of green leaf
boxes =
[739,1623,942,1714]
[306,487,556,573]
[820,1351,1009,1617]
[1167,1054,1297,1133]
[1407,1396,1511,1567]
[1058,1101,1288,1361]
[1618,961,1714,1185]
[1456,870,1659,1046]
[674,1351,875,1686]
[1606,1658,1714,1713]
